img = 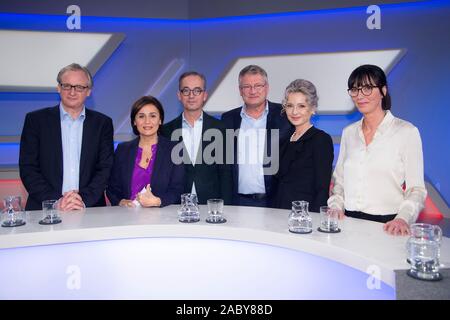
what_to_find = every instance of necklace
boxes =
[139,140,156,165]
[140,148,152,164]
[290,124,312,142]
[143,151,152,163]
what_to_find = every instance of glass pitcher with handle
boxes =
[1,196,26,227]
[178,193,200,223]
[288,200,312,234]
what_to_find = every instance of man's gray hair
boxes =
[57,63,93,88]
[238,65,268,85]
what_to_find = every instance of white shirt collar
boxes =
[182,111,203,128]
[241,101,269,120]
[59,103,86,121]
[357,110,394,136]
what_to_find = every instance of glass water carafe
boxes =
[288,200,312,234]
[1,196,26,227]
[178,193,200,223]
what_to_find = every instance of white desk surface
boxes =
[1,205,449,288]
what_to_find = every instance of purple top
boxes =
[130,144,158,200]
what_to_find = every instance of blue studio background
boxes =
[0,0,449,208]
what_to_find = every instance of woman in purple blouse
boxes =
[106,96,184,207]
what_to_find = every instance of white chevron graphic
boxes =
[204,49,405,114]
[0,30,124,92]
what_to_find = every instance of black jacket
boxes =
[272,126,334,212]
[221,101,293,204]
[106,135,184,207]
[161,112,232,205]
[19,105,114,210]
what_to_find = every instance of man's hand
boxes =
[59,190,85,211]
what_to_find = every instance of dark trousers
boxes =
[345,210,397,223]
[236,193,267,207]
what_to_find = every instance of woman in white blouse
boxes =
[328,64,427,236]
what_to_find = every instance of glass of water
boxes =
[318,206,341,233]
[206,199,226,224]
[406,223,442,281]
[39,199,62,225]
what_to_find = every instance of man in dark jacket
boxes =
[161,71,232,205]
[221,65,292,207]
[19,63,114,211]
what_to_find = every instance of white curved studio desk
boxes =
[1,205,449,300]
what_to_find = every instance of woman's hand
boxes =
[383,218,410,236]
[137,185,161,207]
[336,209,346,220]
[119,199,136,208]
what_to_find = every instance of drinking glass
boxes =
[206,199,226,224]
[406,223,442,281]
[318,206,341,233]
[39,199,62,225]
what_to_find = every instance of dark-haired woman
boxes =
[328,64,427,236]
[106,96,184,207]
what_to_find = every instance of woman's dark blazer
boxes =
[106,135,184,207]
[272,126,334,213]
